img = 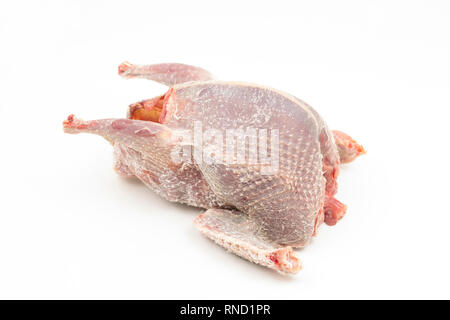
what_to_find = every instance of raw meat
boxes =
[63,62,365,274]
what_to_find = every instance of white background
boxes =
[0,0,449,299]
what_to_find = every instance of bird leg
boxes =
[118,61,214,86]
[194,208,302,274]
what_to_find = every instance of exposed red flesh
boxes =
[324,195,347,226]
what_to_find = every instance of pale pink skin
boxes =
[63,62,365,274]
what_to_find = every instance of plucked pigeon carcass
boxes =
[63,62,365,274]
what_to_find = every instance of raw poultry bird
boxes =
[63,62,365,274]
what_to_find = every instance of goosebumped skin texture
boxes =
[63,62,365,274]
[163,81,326,247]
